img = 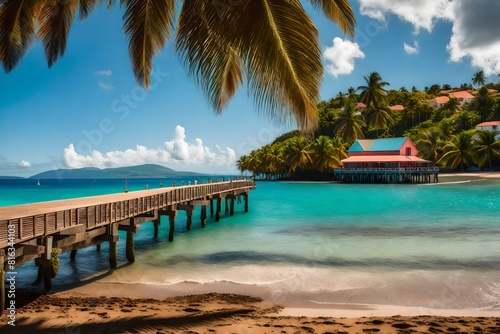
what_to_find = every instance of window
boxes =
[493,125,498,130]
[406,147,411,156]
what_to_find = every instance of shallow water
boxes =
[2,178,500,309]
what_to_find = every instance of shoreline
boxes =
[4,287,500,333]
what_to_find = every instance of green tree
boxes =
[437,132,474,170]
[473,130,500,168]
[0,0,355,132]
[416,129,443,162]
[311,136,341,172]
[440,97,461,118]
[358,72,391,133]
[472,70,486,88]
[284,136,313,172]
[334,101,366,142]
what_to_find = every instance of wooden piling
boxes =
[230,197,235,216]
[96,244,101,252]
[215,197,222,222]
[244,193,249,212]
[108,224,118,269]
[201,205,207,227]
[186,209,193,231]
[153,218,160,237]
[70,249,77,261]
[225,197,229,214]
[210,198,214,217]
[126,231,135,262]
[168,212,176,242]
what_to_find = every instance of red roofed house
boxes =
[476,121,500,140]
[449,91,474,105]
[428,96,449,108]
[335,137,438,183]
[388,105,405,111]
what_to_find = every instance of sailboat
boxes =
[37,179,40,186]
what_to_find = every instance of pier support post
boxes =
[0,257,4,316]
[168,211,177,242]
[70,249,77,261]
[225,197,229,214]
[210,198,214,217]
[153,218,160,237]
[186,209,193,231]
[126,231,135,263]
[108,224,118,269]
[200,205,207,227]
[230,197,235,216]
[96,244,101,252]
[215,197,222,222]
[244,193,249,212]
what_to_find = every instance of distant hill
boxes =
[0,176,24,179]
[29,164,201,179]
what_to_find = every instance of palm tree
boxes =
[473,130,500,169]
[416,129,443,162]
[357,71,391,133]
[441,97,461,117]
[0,0,355,132]
[346,86,358,102]
[472,71,486,88]
[311,136,341,172]
[334,101,365,142]
[437,132,474,171]
[284,136,313,172]
[358,71,389,109]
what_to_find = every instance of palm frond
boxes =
[79,0,101,20]
[308,0,355,37]
[238,0,322,132]
[38,0,79,67]
[122,0,175,87]
[0,0,41,71]
[176,1,243,112]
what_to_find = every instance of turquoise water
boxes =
[1,179,500,309]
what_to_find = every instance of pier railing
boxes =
[334,167,440,173]
[0,180,255,249]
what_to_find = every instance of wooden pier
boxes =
[0,180,255,313]
[334,167,440,184]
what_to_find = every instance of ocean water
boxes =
[2,178,500,310]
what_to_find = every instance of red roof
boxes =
[450,91,474,99]
[431,96,449,104]
[389,105,404,111]
[356,102,367,108]
[476,121,500,127]
[342,155,429,163]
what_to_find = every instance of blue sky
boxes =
[1,0,499,177]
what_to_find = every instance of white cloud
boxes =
[358,0,452,33]
[358,0,500,76]
[98,80,114,90]
[19,160,31,168]
[63,125,236,169]
[404,41,419,55]
[96,69,112,76]
[324,37,365,77]
[446,0,500,76]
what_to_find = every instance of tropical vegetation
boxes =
[0,0,355,132]
[238,73,500,180]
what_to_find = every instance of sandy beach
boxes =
[2,172,500,333]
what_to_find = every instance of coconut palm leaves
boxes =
[416,129,443,161]
[358,71,392,131]
[334,101,365,142]
[437,132,474,170]
[472,70,486,88]
[311,136,342,171]
[0,0,356,132]
[473,130,500,168]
